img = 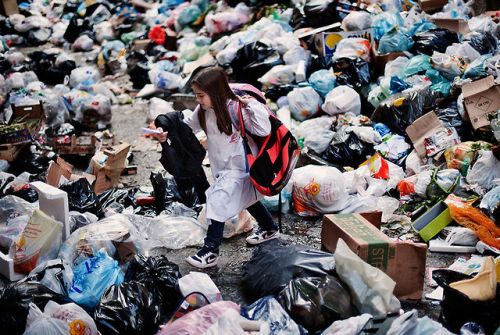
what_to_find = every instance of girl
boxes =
[157,66,279,268]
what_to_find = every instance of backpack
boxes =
[228,84,300,197]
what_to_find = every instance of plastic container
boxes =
[411,201,452,242]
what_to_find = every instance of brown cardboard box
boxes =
[321,213,427,300]
[462,75,500,130]
[0,0,19,16]
[418,0,448,12]
[371,42,406,76]
[429,18,470,35]
[46,157,74,187]
[0,143,26,162]
[406,111,446,159]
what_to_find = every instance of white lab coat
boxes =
[184,100,271,222]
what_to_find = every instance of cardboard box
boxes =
[429,18,470,35]
[411,201,452,242]
[406,111,446,159]
[132,39,151,51]
[46,157,74,187]
[418,0,448,12]
[321,213,427,300]
[462,75,500,130]
[0,143,26,161]
[314,28,373,57]
[0,102,45,145]
[0,0,19,16]
[371,41,407,76]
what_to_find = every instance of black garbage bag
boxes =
[278,276,354,332]
[433,269,500,334]
[128,62,150,89]
[9,148,51,176]
[371,88,440,134]
[230,41,283,88]
[0,16,15,35]
[309,54,335,75]
[0,282,70,335]
[150,172,202,214]
[321,131,374,168]
[0,173,15,197]
[462,31,498,55]
[303,0,340,27]
[63,15,93,43]
[60,178,104,217]
[0,55,11,75]
[332,56,373,90]
[95,281,163,335]
[434,95,474,141]
[98,188,137,211]
[125,254,183,316]
[290,6,308,30]
[242,239,336,301]
[264,85,295,102]
[28,28,52,46]
[411,28,459,56]
[10,187,38,202]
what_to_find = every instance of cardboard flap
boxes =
[462,76,495,97]
[406,111,446,159]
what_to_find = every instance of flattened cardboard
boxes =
[406,111,446,159]
[0,0,19,16]
[46,157,74,187]
[462,75,500,130]
[315,28,373,57]
[321,213,427,300]
[371,41,406,76]
[418,0,448,12]
[429,18,470,35]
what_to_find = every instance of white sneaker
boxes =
[246,229,279,245]
[186,247,218,268]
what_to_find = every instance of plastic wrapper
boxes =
[446,42,480,62]
[14,209,63,274]
[60,178,104,217]
[332,38,371,62]
[58,213,140,267]
[371,89,439,134]
[241,296,305,334]
[23,259,73,296]
[466,150,500,192]
[332,56,373,90]
[125,254,182,316]
[0,195,36,250]
[342,11,372,31]
[178,271,221,303]
[0,282,70,335]
[287,86,322,121]
[309,69,336,98]
[278,275,354,332]
[433,269,500,334]
[94,281,163,335]
[242,239,336,300]
[24,301,97,335]
[430,52,467,80]
[462,31,498,56]
[445,195,500,250]
[68,248,124,309]
[141,214,206,249]
[292,165,348,216]
[334,238,400,316]
[259,65,296,86]
[444,141,492,177]
[156,301,240,335]
[322,85,361,116]
[411,28,459,56]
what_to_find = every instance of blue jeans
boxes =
[204,201,277,253]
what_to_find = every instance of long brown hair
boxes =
[191,67,237,136]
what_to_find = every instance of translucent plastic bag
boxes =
[287,86,322,121]
[259,65,296,86]
[334,238,400,316]
[430,52,467,80]
[68,248,124,309]
[0,195,37,250]
[14,209,63,274]
[178,271,222,303]
[371,10,404,40]
[71,34,94,51]
[283,47,309,65]
[309,69,336,97]
[24,301,97,335]
[342,11,372,31]
[479,185,500,217]
[148,69,183,90]
[69,66,100,88]
[143,215,206,249]
[321,314,372,335]
[378,26,414,54]
[332,38,371,62]
[466,150,500,191]
[303,128,335,154]
[292,165,348,216]
[25,259,73,296]
[322,85,361,116]
[76,94,112,129]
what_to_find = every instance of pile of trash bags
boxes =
[1,0,500,333]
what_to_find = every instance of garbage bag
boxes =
[332,38,371,62]
[150,173,202,214]
[23,259,73,296]
[241,296,306,335]
[0,282,70,335]
[125,254,182,316]
[68,248,124,309]
[230,41,283,87]
[60,178,104,217]
[322,313,373,335]
[303,0,340,27]
[411,28,459,56]
[287,86,322,121]
[322,85,361,116]
[63,16,93,43]
[242,239,336,300]
[178,271,221,304]
[94,281,163,335]
[378,26,414,54]
[371,89,439,134]
[480,185,500,218]
[342,11,372,31]
[371,10,404,40]
[128,62,150,89]
[98,188,137,212]
[322,131,374,168]
[434,96,471,140]
[24,301,98,335]
[466,150,500,191]
[462,31,498,56]
[309,69,336,97]
[278,276,354,332]
[433,269,500,334]
[0,195,36,251]
[332,56,373,90]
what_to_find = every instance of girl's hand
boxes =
[156,127,168,143]
[237,95,255,105]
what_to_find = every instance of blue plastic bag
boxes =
[407,19,437,36]
[69,249,124,309]
[463,54,490,79]
[399,54,431,78]
[378,27,414,54]
[371,11,404,40]
[309,69,336,98]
